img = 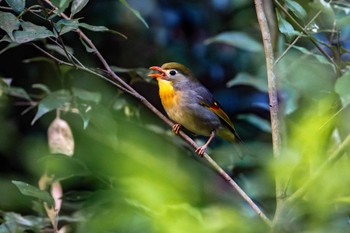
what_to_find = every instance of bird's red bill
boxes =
[148,66,165,78]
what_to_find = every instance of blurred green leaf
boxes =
[40,155,90,181]
[73,87,101,104]
[46,44,74,56]
[111,66,151,81]
[22,56,55,65]
[31,90,71,125]
[5,0,25,12]
[276,11,299,38]
[239,114,271,133]
[72,87,102,128]
[226,72,268,92]
[13,21,55,43]
[51,0,73,14]
[0,11,20,41]
[1,81,31,100]
[71,0,89,16]
[335,71,350,106]
[12,181,54,207]
[32,83,51,95]
[79,37,94,53]
[291,45,335,70]
[285,0,306,19]
[119,0,149,29]
[204,31,263,52]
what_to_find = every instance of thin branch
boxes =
[31,43,134,95]
[254,0,284,228]
[274,0,337,69]
[289,133,350,202]
[40,0,272,225]
[275,10,322,64]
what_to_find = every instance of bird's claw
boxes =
[172,124,181,134]
[195,146,206,157]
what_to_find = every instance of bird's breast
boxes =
[157,79,181,110]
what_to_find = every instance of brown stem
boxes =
[42,0,272,225]
[254,0,284,228]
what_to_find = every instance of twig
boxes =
[41,0,272,225]
[254,0,284,228]
[274,0,336,69]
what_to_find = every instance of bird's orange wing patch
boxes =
[209,102,235,130]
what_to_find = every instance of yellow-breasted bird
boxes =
[148,62,242,156]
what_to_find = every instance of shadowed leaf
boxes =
[12,181,54,207]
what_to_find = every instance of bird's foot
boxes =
[172,124,181,134]
[195,145,207,157]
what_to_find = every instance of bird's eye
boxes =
[169,70,177,76]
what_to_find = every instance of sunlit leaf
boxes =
[12,181,54,207]
[276,11,299,38]
[13,21,55,43]
[71,0,89,16]
[119,0,149,28]
[5,0,25,12]
[31,90,71,125]
[0,11,20,41]
[285,0,306,19]
[204,31,263,52]
[335,71,350,106]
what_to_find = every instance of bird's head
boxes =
[148,62,195,84]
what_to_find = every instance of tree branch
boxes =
[42,0,272,226]
[254,0,284,228]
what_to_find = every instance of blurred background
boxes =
[2,0,349,232]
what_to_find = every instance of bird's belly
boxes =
[162,95,221,136]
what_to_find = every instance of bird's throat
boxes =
[157,79,179,109]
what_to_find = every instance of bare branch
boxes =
[39,0,273,225]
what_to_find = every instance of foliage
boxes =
[0,0,350,233]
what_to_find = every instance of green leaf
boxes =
[12,180,54,207]
[119,0,149,28]
[31,90,71,125]
[0,12,20,41]
[71,0,89,16]
[335,71,350,106]
[54,18,79,34]
[5,0,25,12]
[5,86,31,100]
[32,83,51,95]
[204,31,263,52]
[72,87,101,104]
[276,11,299,38]
[238,114,271,133]
[46,44,74,56]
[79,37,94,53]
[51,0,73,14]
[285,0,306,19]
[226,72,268,92]
[13,21,55,43]
[39,155,90,181]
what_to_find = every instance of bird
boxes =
[148,62,242,156]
